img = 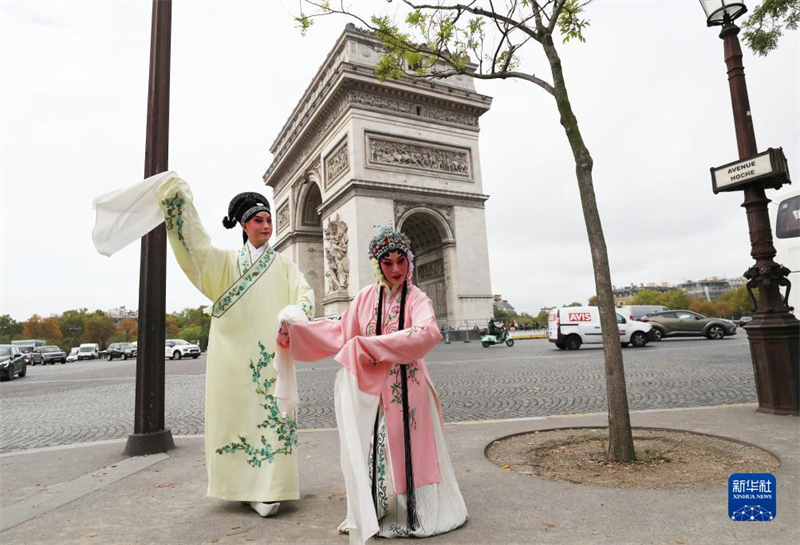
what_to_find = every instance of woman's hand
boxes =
[276,321,290,348]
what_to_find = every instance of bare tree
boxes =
[298,0,636,462]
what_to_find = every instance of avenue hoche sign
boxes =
[711,148,791,194]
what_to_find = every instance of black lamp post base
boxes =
[124,429,176,456]
[746,314,800,416]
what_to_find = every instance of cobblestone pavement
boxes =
[0,338,755,453]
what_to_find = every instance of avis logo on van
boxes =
[568,312,592,322]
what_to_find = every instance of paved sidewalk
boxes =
[1,404,797,544]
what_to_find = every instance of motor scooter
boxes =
[479,327,515,348]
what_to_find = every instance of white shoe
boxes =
[250,501,280,518]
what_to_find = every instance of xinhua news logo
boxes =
[728,473,776,521]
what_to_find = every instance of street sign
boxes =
[711,148,791,194]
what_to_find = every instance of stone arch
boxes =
[398,208,453,323]
[292,173,324,316]
[396,206,454,247]
[295,173,323,229]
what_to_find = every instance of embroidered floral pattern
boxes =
[298,298,313,320]
[162,195,188,252]
[366,289,402,337]
[389,363,420,429]
[368,420,389,517]
[238,246,251,274]
[213,247,275,318]
[215,342,297,467]
[388,524,411,537]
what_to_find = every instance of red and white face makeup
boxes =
[243,211,272,248]
[380,251,408,291]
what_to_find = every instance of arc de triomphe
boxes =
[263,24,494,327]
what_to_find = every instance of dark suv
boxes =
[33,345,67,365]
[0,345,28,380]
[107,342,137,361]
[641,310,737,341]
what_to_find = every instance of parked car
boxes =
[33,345,67,365]
[616,305,669,322]
[78,343,100,360]
[640,310,737,341]
[107,342,137,361]
[548,306,653,350]
[11,339,44,365]
[66,347,80,363]
[737,316,753,327]
[165,339,201,360]
[0,344,28,380]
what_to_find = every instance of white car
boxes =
[165,339,201,360]
[548,306,653,350]
[66,347,80,362]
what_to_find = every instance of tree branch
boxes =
[404,0,542,43]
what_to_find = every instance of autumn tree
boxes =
[297,0,637,461]
[165,315,181,337]
[22,314,63,345]
[118,319,138,342]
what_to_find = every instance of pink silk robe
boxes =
[285,282,444,494]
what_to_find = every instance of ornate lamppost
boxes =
[701,0,799,415]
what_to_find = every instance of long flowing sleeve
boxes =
[155,176,231,301]
[285,257,315,320]
[334,290,441,378]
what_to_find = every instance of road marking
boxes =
[0,453,169,532]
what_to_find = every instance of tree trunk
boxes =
[542,35,636,462]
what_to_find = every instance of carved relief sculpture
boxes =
[367,135,471,177]
[324,215,350,292]
[324,139,349,190]
[276,202,290,233]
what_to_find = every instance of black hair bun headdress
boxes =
[222,191,271,229]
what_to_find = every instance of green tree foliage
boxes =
[84,311,117,350]
[742,0,800,56]
[59,309,89,353]
[0,315,23,343]
[588,295,598,306]
[631,286,754,319]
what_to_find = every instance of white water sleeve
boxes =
[273,304,309,416]
[91,170,178,257]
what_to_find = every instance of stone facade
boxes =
[263,24,494,324]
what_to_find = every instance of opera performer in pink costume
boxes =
[277,226,467,544]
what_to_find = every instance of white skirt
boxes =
[334,368,468,544]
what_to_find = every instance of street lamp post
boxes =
[125,0,176,455]
[701,1,799,415]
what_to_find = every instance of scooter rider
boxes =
[488,318,506,341]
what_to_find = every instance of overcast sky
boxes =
[1,0,798,321]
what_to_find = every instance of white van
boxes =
[78,343,100,360]
[770,188,799,313]
[548,306,653,350]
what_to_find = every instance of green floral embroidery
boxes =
[215,342,297,467]
[368,420,389,517]
[162,195,188,252]
[212,247,275,318]
[388,524,411,537]
[238,246,251,274]
[299,298,313,320]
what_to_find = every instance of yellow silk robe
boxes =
[156,177,314,502]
